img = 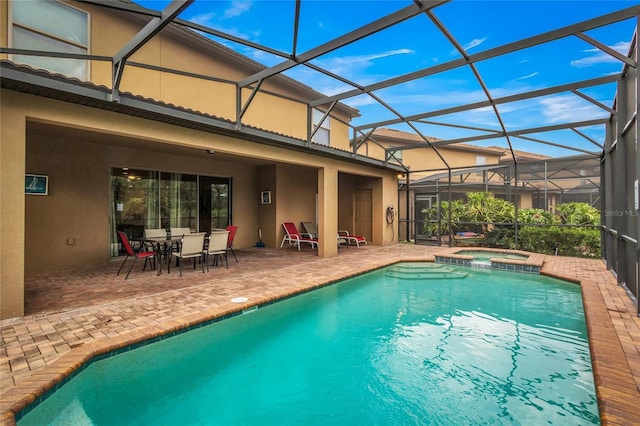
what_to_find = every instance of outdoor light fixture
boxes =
[206,149,215,155]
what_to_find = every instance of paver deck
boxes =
[1,244,639,424]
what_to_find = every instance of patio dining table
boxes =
[139,235,183,275]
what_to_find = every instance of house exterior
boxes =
[357,127,505,174]
[0,0,403,319]
[496,150,600,211]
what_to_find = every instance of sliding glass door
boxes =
[160,172,197,230]
[110,168,231,256]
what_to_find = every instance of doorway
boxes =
[415,193,441,245]
[355,189,372,241]
[199,176,231,234]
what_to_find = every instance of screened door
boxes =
[415,193,440,245]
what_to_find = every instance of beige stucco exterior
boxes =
[0,1,399,319]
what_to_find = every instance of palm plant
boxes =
[464,192,514,233]
[555,202,600,225]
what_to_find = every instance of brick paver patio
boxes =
[1,244,638,425]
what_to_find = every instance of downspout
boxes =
[514,162,519,249]
[406,172,411,243]
[448,168,452,248]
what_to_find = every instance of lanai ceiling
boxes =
[3,0,639,173]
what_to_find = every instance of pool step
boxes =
[385,264,468,280]
[389,263,445,272]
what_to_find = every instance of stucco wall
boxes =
[275,164,318,247]
[25,128,258,273]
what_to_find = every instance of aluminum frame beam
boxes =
[312,6,639,109]
[354,74,619,131]
[238,0,449,89]
[398,118,609,150]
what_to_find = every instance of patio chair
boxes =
[176,232,206,276]
[116,231,156,279]
[280,222,318,250]
[170,227,192,237]
[300,222,317,238]
[206,230,230,270]
[226,225,239,262]
[169,227,192,255]
[143,228,167,252]
[338,230,368,247]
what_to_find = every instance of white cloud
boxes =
[223,0,253,19]
[450,37,487,56]
[538,95,607,123]
[464,37,487,51]
[190,11,217,26]
[514,72,539,81]
[570,41,631,67]
[314,49,414,77]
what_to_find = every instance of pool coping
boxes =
[1,249,639,425]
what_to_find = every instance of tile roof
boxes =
[369,128,505,155]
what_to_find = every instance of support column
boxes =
[318,166,338,258]
[0,91,27,319]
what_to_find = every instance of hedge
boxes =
[516,226,600,258]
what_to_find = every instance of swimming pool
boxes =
[17,263,598,425]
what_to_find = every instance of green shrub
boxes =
[421,200,466,235]
[419,194,601,256]
[481,226,515,249]
[517,208,553,224]
[518,226,600,257]
[555,203,600,225]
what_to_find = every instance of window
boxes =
[391,149,403,163]
[11,0,89,79]
[312,109,331,146]
[475,155,486,178]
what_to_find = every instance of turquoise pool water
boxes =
[18,264,598,425]
[455,250,529,261]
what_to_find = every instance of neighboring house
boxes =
[0,0,402,319]
[496,150,601,211]
[361,128,598,241]
[356,127,504,174]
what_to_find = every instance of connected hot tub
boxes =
[435,249,543,273]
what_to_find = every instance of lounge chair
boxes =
[338,230,368,247]
[302,222,348,248]
[452,231,483,247]
[280,222,318,250]
[300,222,317,238]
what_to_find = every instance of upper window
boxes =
[391,149,403,163]
[312,109,331,146]
[11,0,89,80]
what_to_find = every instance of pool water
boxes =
[456,250,529,261]
[18,264,598,425]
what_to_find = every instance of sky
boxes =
[134,0,638,157]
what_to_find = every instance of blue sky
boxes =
[135,0,637,157]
